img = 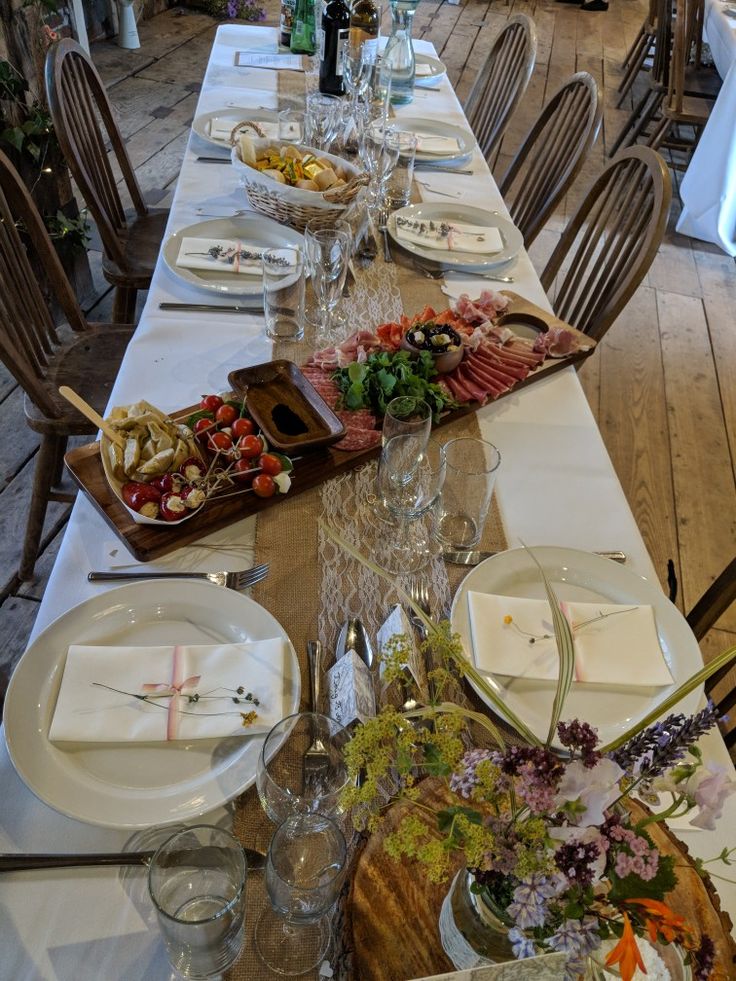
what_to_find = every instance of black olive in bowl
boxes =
[400,323,464,373]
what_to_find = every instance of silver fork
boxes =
[412,259,514,284]
[87,564,269,591]
[408,579,432,641]
[304,641,330,789]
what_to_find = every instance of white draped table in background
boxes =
[0,25,733,981]
[677,0,736,253]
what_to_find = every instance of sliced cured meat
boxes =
[464,360,513,396]
[443,372,476,404]
[333,427,382,452]
[471,349,529,382]
[337,409,377,428]
[454,366,489,403]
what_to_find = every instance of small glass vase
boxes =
[440,871,515,968]
[377,0,418,105]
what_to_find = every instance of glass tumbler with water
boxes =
[262,246,305,341]
[435,437,501,550]
[148,825,247,980]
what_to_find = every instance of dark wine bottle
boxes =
[279,0,296,48]
[349,0,380,62]
[319,0,350,96]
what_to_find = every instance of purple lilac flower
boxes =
[516,760,558,813]
[507,874,561,930]
[608,824,659,881]
[226,0,238,16]
[449,748,495,799]
[557,720,601,768]
[545,917,601,980]
[691,934,716,981]
[554,838,602,888]
[508,927,538,960]
[494,745,564,812]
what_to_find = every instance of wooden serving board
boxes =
[350,780,736,981]
[64,296,595,562]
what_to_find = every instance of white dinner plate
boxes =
[192,107,279,150]
[4,581,301,828]
[450,546,703,747]
[388,203,524,270]
[414,53,447,85]
[162,215,304,297]
[392,116,473,163]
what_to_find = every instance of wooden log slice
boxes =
[350,782,736,981]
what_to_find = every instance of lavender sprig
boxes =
[608,712,686,770]
[611,705,719,779]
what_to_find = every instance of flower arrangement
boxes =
[204,0,266,23]
[323,523,736,981]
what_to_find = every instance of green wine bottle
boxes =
[291,0,316,54]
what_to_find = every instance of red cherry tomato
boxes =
[149,473,177,495]
[232,457,257,484]
[215,404,237,427]
[194,417,215,435]
[200,394,223,412]
[252,474,277,498]
[209,431,233,453]
[122,481,161,512]
[238,434,265,459]
[159,492,188,522]
[231,417,255,440]
[258,453,283,476]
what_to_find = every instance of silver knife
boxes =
[444,549,627,566]
[195,156,231,164]
[414,166,474,175]
[0,845,266,873]
[159,302,263,313]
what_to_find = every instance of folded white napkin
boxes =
[49,639,287,743]
[395,218,503,254]
[415,64,433,77]
[414,133,461,155]
[209,117,278,142]
[467,592,673,687]
[176,239,295,276]
[235,52,305,71]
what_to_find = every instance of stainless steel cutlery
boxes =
[443,549,627,566]
[0,846,266,873]
[87,564,269,590]
[158,302,263,314]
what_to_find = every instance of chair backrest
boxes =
[0,149,87,419]
[667,0,700,113]
[651,0,673,87]
[499,72,602,247]
[464,15,537,163]
[686,557,736,750]
[540,145,671,342]
[45,39,148,271]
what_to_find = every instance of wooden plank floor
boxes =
[1,0,735,709]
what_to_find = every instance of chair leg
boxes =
[616,37,653,107]
[52,435,69,487]
[112,286,138,324]
[621,23,645,71]
[19,435,59,581]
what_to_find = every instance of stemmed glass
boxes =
[369,395,432,522]
[254,813,347,976]
[305,92,341,151]
[304,220,352,342]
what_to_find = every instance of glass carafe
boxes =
[378,0,418,105]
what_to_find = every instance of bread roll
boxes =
[283,145,302,159]
[296,179,320,191]
[263,168,287,184]
[314,168,338,190]
[238,134,257,167]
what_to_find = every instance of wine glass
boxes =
[256,712,352,824]
[305,91,341,151]
[369,395,432,522]
[254,813,346,976]
[376,436,446,573]
[304,221,351,342]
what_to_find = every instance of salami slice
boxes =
[334,427,382,452]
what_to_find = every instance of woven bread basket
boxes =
[231,138,369,233]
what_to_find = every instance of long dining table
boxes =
[1,24,734,981]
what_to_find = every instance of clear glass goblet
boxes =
[254,813,347,976]
[304,222,351,343]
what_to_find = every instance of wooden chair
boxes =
[464,14,537,165]
[686,558,736,750]
[499,73,602,247]
[0,149,134,580]
[540,146,672,343]
[45,39,169,324]
[617,0,659,107]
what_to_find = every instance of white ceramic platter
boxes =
[192,107,280,149]
[392,116,473,163]
[4,581,301,828]
[414,53,447,85]
[162,215,304,297]
[388,203,523,270]
[450,546,703,747]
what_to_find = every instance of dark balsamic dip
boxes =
[271,402,309,436]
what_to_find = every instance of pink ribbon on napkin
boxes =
[142,645,200,740]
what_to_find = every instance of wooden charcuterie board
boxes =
[64,293,595,562]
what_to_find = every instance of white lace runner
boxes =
[318,462,453,655]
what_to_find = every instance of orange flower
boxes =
[605,913,647,981]
[624,898,689,944]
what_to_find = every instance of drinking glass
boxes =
[305,92,341,151]
[304,221,351,342]
[434,437,501,550]
[254,813,347,976]
[256,712,352,824]
[278,108,305,142]
[262,246,305,341]
[377,436,446,572]
[367,122,401,215]
[383,129,417,210]
[382,394,432,447]
[148,825,247,980]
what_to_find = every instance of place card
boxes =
[234,51,306,71]
[411,952,567,980]
[377,604,427,693]
[327,649,376,727]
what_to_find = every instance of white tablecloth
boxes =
[676,0,736,253]
[1,25,734,981]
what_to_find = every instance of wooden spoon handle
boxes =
[58,386,123,447]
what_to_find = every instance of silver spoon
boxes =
[335,617,374,669]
